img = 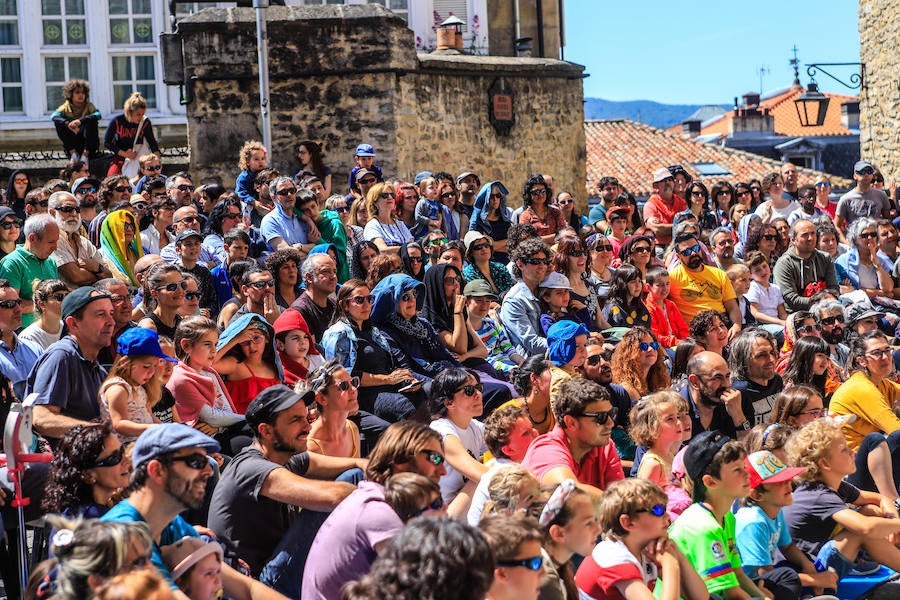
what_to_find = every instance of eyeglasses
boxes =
[859,232,878,239]
[156,281,188,292]
[440,192,456,200]
[275,188,297,196]
[176,215,200,224]
[333,377,360,391]
[109,294,132,305]
[471,242,491,252]
[334,205,349,213]
[639,341,660,352]
[677,244,701,256]
[577,407,618,425]
[856,168,875,175]
[419,496,444,513]
[166,453,210,470]
[349,294,375,306]
[497,556,544,571]
[523,257,551,266]
[225,211,242,219]
[796,324,821,335]
[249,279,276,289]
[0,298,22,309]
[819,314,845,326]
[631,246,651,254]
[400,289,419,302]
[184,291,202,301]
[49,293,68,302]
[798,407,828,418]
[816,182,831,188]
[0,220,21,230]
[529,188,548,196]
[866,347,891,359]
[635,504,666,517]
[456,383,484,396]
[761,234,778,241]
[145,165,162,172]
[419,449,445,466]
[92,446,125,468]
[28,200,49,207]
[177,184,196,192]
[75,187,97,195]
[113,186,132,193]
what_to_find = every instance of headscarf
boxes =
[350,240,379,281]
[217,312,284,381]
[737,213,761,246]
[399,242,426,282]
[470,180,511,236]
[421,263,464,334]
[370,273,424,327]
[99,209,144,286]
[547,320,589,367]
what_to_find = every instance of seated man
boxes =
[521,378,623,500]
[208,384,364,598]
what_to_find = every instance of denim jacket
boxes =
[321,320,391,374]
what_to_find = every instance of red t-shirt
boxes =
[576,539,658,600]
[521,425,624,489]
[642,193,687,245]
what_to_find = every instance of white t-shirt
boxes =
[430,417,487,503]
[18,322,60,351]
[744,281,785,318]
[467,457,513,526]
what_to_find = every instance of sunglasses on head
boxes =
[0,298,22,309]
[497,556,544,571]
[419,496,444,513]
[639,341,660,352]
[157,281,188,292]
[166,453,210,470]
[92,446,125,468]
[400,289,419,302]
[820,314,845,326]
[349,294,375,306]
[0,220,21,230]
[184,291,202,301]
[456,382,484,396]
[333,377,360,392]
[420,449,445,466]
[249,279,276,289]
[578,406,618,425]
[635,504,666,517]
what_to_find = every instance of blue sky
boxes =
[562,0,861,105]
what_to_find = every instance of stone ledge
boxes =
[418,53,586,78]
[177,4,402,30]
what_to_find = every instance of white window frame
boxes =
[110,53,158,110]
[42,54,91,113]
[0,55,23,114]
[108,0,155,46]
[39,0,88,47]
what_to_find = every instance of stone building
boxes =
[859,0,900,178]
[178,4,586,207]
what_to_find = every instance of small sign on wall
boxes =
[489,78,515,136]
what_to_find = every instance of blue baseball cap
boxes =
[355,143,375,157]
[116,327,178,362]
[414,171,433,185]
[132,424,220,467]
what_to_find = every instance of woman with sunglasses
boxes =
[610,327,670,402]
[306,359,362,458]
[90,175,134,245]
[100,208,144,286]
[19,278,68,351]
[733,182,754,211]
[138,263,185,338]
[400,241,426,282]
[585,233,616,308]
[618,234,656,281]
[43,420,131,518]
[836,217,894,299]
[743,222,783,272]
[214,313,282,415]
[395,181,420,234]
[326,194,361,269]
[5,169,30,220]
[202,197,243,264]
[779,336,841,401]
[556,190,587,231]
[363,182,413,254]
[470,181,513,263]
[814,175,837,220]
[323,278,426,423]
[552,234,609,331]
[519,174,565,244]
[0,208,20,261]
[463,232,513,298]
[684,181,718,236]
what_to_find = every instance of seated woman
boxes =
[214,312,282,415]
[307,360,362,458]
[137,263,184,338]
[99,208,143,286]
[203,197,243,264]
[399,241,426,282]
[322,278,427,424]
[469,181,512,263]
[462,231,513,298]
[553,234,608,331]
[507,355,556,435]
[42,421,130,518]
[265,247,304,309]
[688,309,729,357]
[836,217,894,299]
[351,240,379,281]
[610,326,670,402]
[363,182,413,254]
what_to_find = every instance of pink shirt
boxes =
[522,425,624,490]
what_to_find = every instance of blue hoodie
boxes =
[470,180,511,237]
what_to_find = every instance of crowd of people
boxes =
[0,80,900,599]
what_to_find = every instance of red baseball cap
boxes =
[745,451,806,488]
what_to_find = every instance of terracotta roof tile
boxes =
[585,119,853,198]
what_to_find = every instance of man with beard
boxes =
[500,238,551,355]
[680,351,747,440]
[668,232,742,339]
[773,219,839,312]
[728,328,783,426]
[209,384,364,597]
[456,171,480,218]
[49,190,112,288]
[102,424,288,600]
[709,227,741,270]
[811,298,849,368]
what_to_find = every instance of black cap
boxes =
[61,287,111,321]
[0,207,15,223]
[245,384,314,428]
[684,430,732,482]
[175,229,203,245]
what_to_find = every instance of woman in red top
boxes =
[214,312,282,414]
[518,174,565,244]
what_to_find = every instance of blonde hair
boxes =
[726,263,750,281]
[597,478,667,541]
[123,92,147,120]
[786,419,842,483]
[481,465,540,519]
[138,153,160,168]
[238,140,267,172]
[745,423,794,454]
[365,182,396,221]
[96,569,174,600]
[106,354,161,408]
[628,390,681,447]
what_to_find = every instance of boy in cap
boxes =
[465,279,525,373]
[175,229,218,318]
[736,450,837,600]
[348,143,383,193]
[669,431,768,599]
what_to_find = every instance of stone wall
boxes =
[178,4,585,210]
[859,0,900,175]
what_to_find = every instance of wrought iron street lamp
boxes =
[795,63,865,127]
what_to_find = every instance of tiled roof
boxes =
[667,85,858,138]
[584,118,853,198]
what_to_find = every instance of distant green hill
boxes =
[584,98,730,129]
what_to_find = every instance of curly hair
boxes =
[62,79,90,102]
[32,278,69,314]
[42,421,118,514]
[745,223,785,258]
[98,175,131,210]
[264,247,303,285]
[786,419,843,484]
[552,378,610,426]
[611,327,670,397]
[366,253,401,291]
[628,390,682,447]
[521,173,550,209]
[762,172,783,195]
[689,309,726,340]
[484,404,529,459]
[238,140,266,172]
[506,223,540,256]
[596,478,668,541]
[203,196,241,237]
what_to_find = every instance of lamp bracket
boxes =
[805,63,865,90]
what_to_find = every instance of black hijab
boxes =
[350,240,379,281]
[400,241,426,282]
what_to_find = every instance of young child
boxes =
[273,306,324,385]
[100,327,174,441]
[348,143,383,193]
[668,431,768,599]
[174,230,218,319]
[539,272,575,334]
[413,176,444,238]
[235,140,267,206]
[744,251,787,328]
[480,465,541,519]
[602,264,651,329]
[629,391,684,494]
[735,450,837,600]
[546,320,589,398]
[466,280,525,373]
[478,512,546,600]
[161,536,224,600]
[151,336,180,424]
[726,263,757,328]
[211,229,251,309]
[576,478,707,600]
[645,266,688,348]
[783,419,900,579]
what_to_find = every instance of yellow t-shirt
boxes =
[668,264,737,324]
[829,371,900,450]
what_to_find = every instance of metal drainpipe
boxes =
[536,0,544,57]
[513,0,520,56]
[254,0,272,153]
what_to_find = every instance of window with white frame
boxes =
[111,55,156,109]
[41,0,88,46]
[0,0,17,45]
[0,56,22,112]
[44,55,89,112]
[109,0,154,45]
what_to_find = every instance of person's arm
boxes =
[722,298,743,339]
[439,297,469,354]
[873,254,895,295]
[748,302,784,326]
[305,451,367,479]
[32,404,89,440]
[539,465,603,500]
[442,434,489,481]
[142,120,160,153]
[259,465,356,512]
[734,568,768,600]
[104,116,118,152]
[105,383,156,438]
[853,487,900,517]
[780,543,839,591]
[831,506,900,538]
[221,563,290,600]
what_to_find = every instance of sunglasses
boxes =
[420,449,445,466]
[690,190,706,196]
[443,276,462,285]
[425,238,448,247]
[635,504,666,517]
[132,202,148,211]
[109,294,131,305]
[0,298,22,309]
[225,211,242,219]
[529,188,548,196]
[113,186,132,193]
[631,246,651,254]
[92,446,125,468]
[13,178,28,185]
[489,193,504,199]
[577,406,618,425]
[333,377,360,391]
[177,184,196,192]
[156,281,188,292]
[184,291,202,301]
[440,192,455,200]
[750,186,761,192]
[49,293,68,302]
[334,205,349,213]
[639,341,660,352]
[249,279,277,289]
[677,244,701,256]
[593,243,613,252]
[177,215,200,224]
[815,182,831,188]
[160,202,177,210]
[761,234,778,241]
[166,453,210,470]
[409,256,425,263]
[275,188,297,196]
[736,190,751,197]
[797,324,821,335]
[123,221,135,231]
[497,556,543,571]
[358,178,377,185]
[859,232,878,239]
[856,168,875,175]
[819,314,845,326]
[349,294,375,306]
[523,257,551,266]
[456,383,484,396]
[75,186,97,195]
[419,496,444,513]
[558,199,573,206]
[471,242,491,252]
[379,192,394,200]
[144,165,162,172]
[586,354,603,366]
[400,289,419,302]
[568,250,586,257]
[28,200,49,207]
[0,220,21,230]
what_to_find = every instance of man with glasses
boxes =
[165,171,196,208]
[0,280,41,399]
[709,227,741,271]
[643,167,687,251]
[522,378,623,500]
[50,191,111,288]
[811,298,849,368]
[500,238,551,356]
[668,231,742,339]
[0,213,60,327]
[230,267,281,326]
[680,351,745,441]
[160,205,219,268]
[351,168,379,201]
[262,176,319,255]
[94,278,138,370]
[588,176,620,227]
[209,384,363,596]
[103,424,287,599]
[773,219,839,312]
[728,328,783,427]
[72,175,101,224]
[835,160,891,233]
[580,339,633,453]
[292,254,337,342]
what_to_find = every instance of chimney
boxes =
[742,92,761,108]
[730,106,774,137]
[841,100,860,130]
[682,119,701,138]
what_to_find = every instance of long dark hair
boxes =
[684,181,709,211]
[351,240,379,280]
[609,263,643,307]
[43,421,117,514]
[782,335,831,395]
[521,174,549,209]
[203,195,241,236]
[297,140,327,181]
[332,278,370,327]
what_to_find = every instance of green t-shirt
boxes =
[669,502,741,594]
[0,246,60,327]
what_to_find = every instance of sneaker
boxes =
[849,559,881,576]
